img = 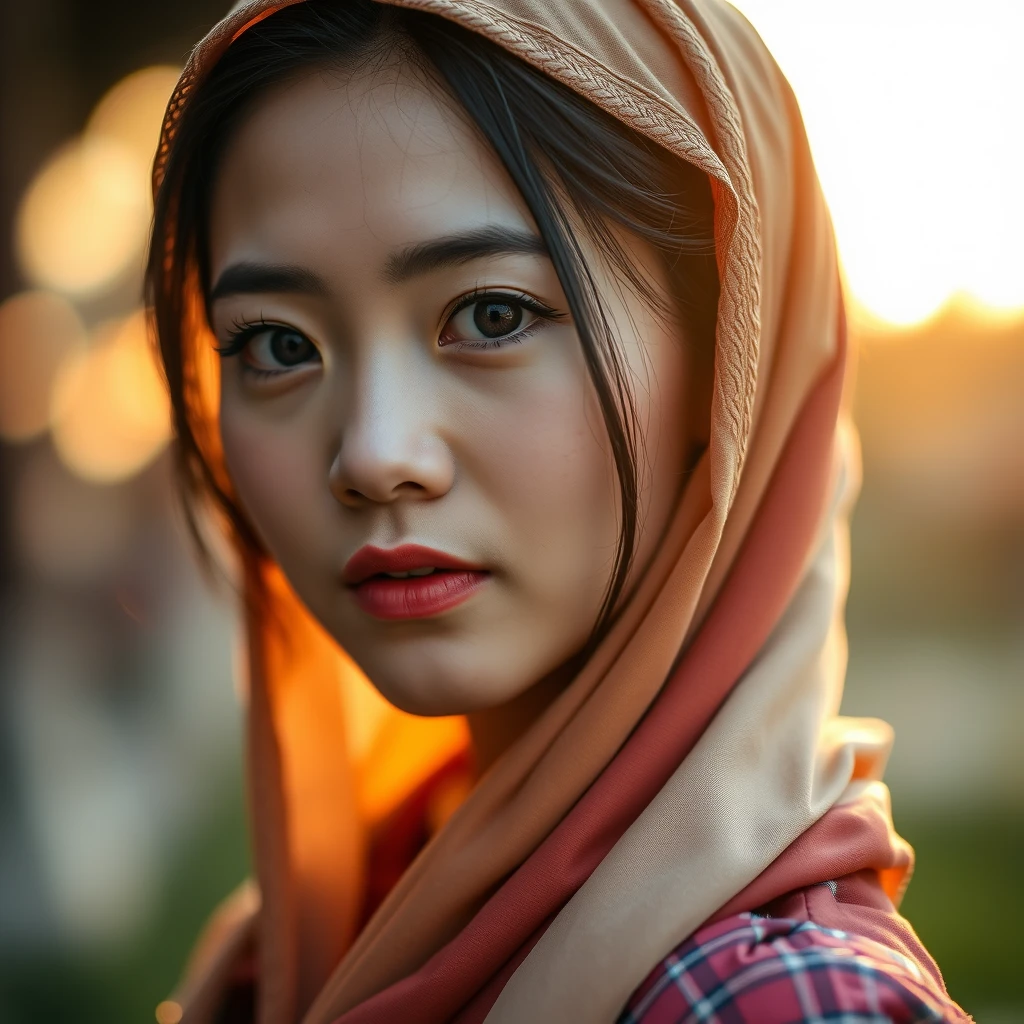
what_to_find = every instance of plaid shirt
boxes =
[618,911,970,1023]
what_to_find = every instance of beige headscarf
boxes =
[154,1,914,1021]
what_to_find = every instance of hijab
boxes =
[156,1,924,1021]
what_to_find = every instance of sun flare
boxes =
[733,0,1024,326]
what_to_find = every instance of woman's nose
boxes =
[327,367,454,509]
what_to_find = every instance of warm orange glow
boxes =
[49,310,171,483]
[86,65,181,171]
[0,290,86,442]
[342,668,395,763]
[734,0,1024,326]
[355,711,469,824]
[16,137,150,297]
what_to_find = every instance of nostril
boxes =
[334,480,424,507]
[395,480,429,495]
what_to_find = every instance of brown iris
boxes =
[269,328,316,366]
[473,300,523,338]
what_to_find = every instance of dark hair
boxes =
[146,0,718,649]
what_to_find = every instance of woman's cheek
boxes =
[475,376,618,606]
[220,409,322,564]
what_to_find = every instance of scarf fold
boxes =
[154,2,917,1021]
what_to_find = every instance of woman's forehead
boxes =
[208,64,533,276]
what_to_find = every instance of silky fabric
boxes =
[154,1,922,1022]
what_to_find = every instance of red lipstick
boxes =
[343,544,489,620]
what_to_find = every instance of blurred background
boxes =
[0,0,1020,1021]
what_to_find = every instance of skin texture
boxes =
[209,58,691,765]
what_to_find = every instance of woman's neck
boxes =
[466,652,585,775]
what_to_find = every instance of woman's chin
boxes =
[345,644,517,717]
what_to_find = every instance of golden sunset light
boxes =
[734,0,1024,325]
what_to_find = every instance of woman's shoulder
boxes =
[617,910,970,1024]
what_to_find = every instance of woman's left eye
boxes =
[439,292,560,349]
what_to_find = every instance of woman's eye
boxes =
[219,325,321,376]
[440,294,554,349]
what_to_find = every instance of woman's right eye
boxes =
[217,324,321,378]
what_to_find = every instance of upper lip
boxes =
[342,543,486,586]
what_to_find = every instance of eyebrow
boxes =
[383,226,548,283]
[209,262,330,303]
[208,226,549,303]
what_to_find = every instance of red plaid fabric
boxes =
[618,911,969,1023]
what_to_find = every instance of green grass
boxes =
[896,808,1024,1016]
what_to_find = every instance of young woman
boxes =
[148,0,970,1021]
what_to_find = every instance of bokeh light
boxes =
[733,0,1024,325]
[86,65,181,171]
[0,290,87,442]
[49,309,171,483]
[15,137,151,297]
[155,1001,184,1024]
[14,63,178,301]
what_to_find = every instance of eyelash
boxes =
[216,317,270,358]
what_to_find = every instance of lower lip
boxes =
[350,570,490,620]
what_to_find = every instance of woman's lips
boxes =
[350,569,490,620]
[343,544,490,620]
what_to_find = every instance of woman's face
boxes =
[209,59,690,716]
